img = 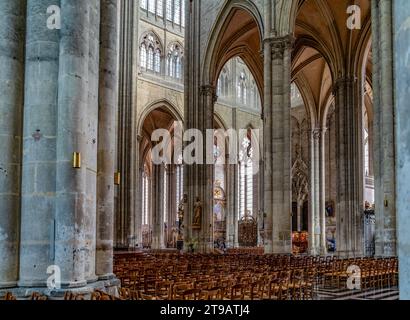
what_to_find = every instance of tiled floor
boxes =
[315,286,399,300]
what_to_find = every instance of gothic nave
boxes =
[0,0,410,303]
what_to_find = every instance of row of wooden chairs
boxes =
[0,292,48,301]
[0,292,16,300]
[323,257,398,289]
[115,253,398,296]
[117,268,316,300]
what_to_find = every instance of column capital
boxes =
[311,128,322,140]
[200,84,218,103]
[263,35,295,59]
[311,127,328,139]
[332,76,357,96]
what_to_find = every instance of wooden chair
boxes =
[172,283,194,300]
[182,288,202,300]
[1,292,16,301]
[248,279,266,300]
[289,269,304,300]
[140,292,157,300]
[225,283,246,300]
[155,280,173,300]
[30,292,48,300]
[202,288,222,300]
[64,291,85,300]
[118,287,139,300]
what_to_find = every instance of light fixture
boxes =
[384,199,389,208]
[72,152,81,169]
[114,172,121,186]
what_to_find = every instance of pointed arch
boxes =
[201,0,264,96]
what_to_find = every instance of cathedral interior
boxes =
[1,0,410,302]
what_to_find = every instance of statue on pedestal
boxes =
[193,197,202,229]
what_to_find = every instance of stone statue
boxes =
[178,200,184,225]
[193,197,202,229]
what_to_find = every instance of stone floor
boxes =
[315,286,399,300]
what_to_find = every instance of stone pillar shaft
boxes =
[166,165,176,247]
[394,0,410,299]
[198,85,216,252]
[262,38,273,252]
[264,36,293,254]
[116,0,137,249]
[373,0,396,257]
[135,165,144,247]
[96,0,118,280]
[19,0,59,288]
[54,0,99,287]
[0,0,25,288]
[319,129,327,254]
[334,77,363,256]
[309,129,322,255]
[151,164,165,249]
[297,201,302,232]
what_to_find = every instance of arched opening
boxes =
[292,0,372,256]
[198,4,263,252]
[138,105,182,249]
[204,5,263,96]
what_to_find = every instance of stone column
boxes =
[309,129,321,255]
[308,130,315,253]
[96,0,118,280]
[184,1,214,253]
[135,163,144,248]
[333,77,363,257]
[262,37,273,252]
[169,165,180,244]
[19,0,59,288]
[372,0,396,257]
[198,85,216,252]
[226,152,238,248]
[297,199,304,233]
[54,0,99,287]
[264,36,293,254]
[151,164,165,249]
[167,165,177,247]
[257,159,264,247]
[0,0,25,288]
[319,128,327,254]
[116,0,138,249]
[394,0,410,300]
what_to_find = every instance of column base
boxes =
[60,280,88,289]
[2,278,121,299]
[17,280,48,288]
[0,281,17,289]
[320,247,328,256]
[271,243,292,254]
[98,273,116,281]
[86,275,99,284]
[264,241,273,254]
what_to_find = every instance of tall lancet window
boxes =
[157,0,163,17]
[142,165,150,226]
[238,132,254,219]
[181,0,185,27]
[175,154,184,218]
[163,166,168,223]
[166,0,172,21]
[167,43,184,80]
[174,0,181,25]
[140,32,162,74]
[148,0,155,13]
[238,72,247,105]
